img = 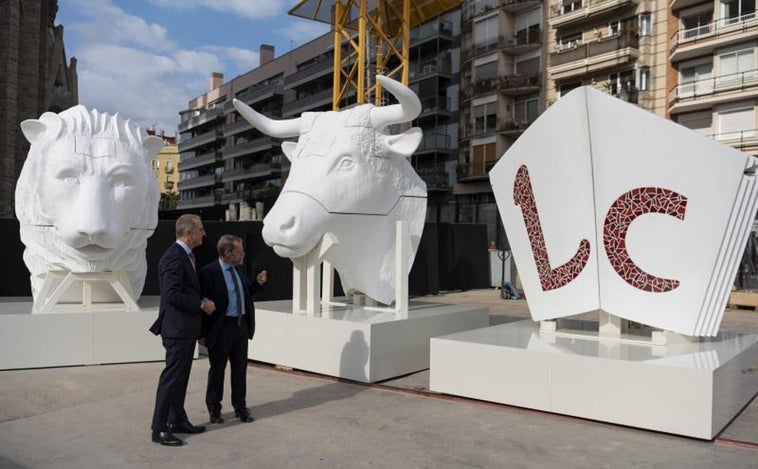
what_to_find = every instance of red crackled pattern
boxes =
[603,187,687,292]
[513,165,591,291]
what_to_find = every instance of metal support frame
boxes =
[33,271,140,313]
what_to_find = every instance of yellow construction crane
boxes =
[289,0,461,109]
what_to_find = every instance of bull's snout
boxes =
[262,192,329,259]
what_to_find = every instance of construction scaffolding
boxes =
[289,0,461,109]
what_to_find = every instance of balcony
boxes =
[499,120,532,135]
[548,32,639,80]
[284,59,333,89]
[670,13,758,63]
[668,69,758,114]
[177,150,220,171]
[707,129,758,150]
[410,19,453,49]
[222,119,252,137]
[233,81,284,107]
[178,128,222,152]
[498,74,541,96]
[176,194,217,210]
[501,29,542,54]
[549,0,638,29]
[222,163,281,183]
[178,173,221,191]
[418,96,452,119]
[409,58,452,81]
[178,107,223,132]
[221,136,277,160]
[282,88,333,116]
[416,167,450,191]
[416,133,452,155]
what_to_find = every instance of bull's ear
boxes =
[385,127,422,157]
[20,119,47,144]
[281,141,297,162]
[143,135,164,160]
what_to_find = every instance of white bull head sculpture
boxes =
[233,75,428,305]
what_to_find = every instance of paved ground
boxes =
[0,289,756,468]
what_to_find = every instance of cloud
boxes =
[148,0,286,19]
[65,0,175,51]
[200,46,260,71]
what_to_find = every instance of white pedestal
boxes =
[430,320,758,440]
[0,296,193,370]
[250,300,489,383]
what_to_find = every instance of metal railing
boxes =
[670,12,758,52]
[706,129,758,148]
[178,129,222,151]
[177,150,219,171]
[282,88,332,115]
[549,32,639,67]
[410,19,452,43]
[235,80,284,105]
[284,59,332,87]
[669,68,758,103]
[221,136,276,160]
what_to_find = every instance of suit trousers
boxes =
[206,317,249,413]
[151,337,196,431]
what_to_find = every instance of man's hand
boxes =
[201,298,216,315]
[256,270,268,286]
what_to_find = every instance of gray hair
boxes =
[175,214,201,238]
[217,234,243,256]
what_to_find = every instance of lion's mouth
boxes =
[75,244,114,257]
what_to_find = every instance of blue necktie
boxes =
[228,266,243,326]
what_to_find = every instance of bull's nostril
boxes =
[280,216,296,232]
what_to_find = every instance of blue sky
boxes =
[57,0,330,134]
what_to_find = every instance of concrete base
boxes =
[0,297,189,370]
[430,320,758,440]
[250,300,489,383]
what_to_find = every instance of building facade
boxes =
[0,0,78,217]
[147,129,179,195]
[668,0,758,159]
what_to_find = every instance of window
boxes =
[474,101,497,134]
[677,111,713,136]
[471,142,497,175]
[721,0,756,23]
[560,0,582,15]
[719,47,754,82]
[717,105,755,139]
[679,62,713,97]
[514,94,539,124]
[474,15,498,46]
[638,67,650,91]
[558,82,582,97]
[681,11,712,39]
[475,61,497,81]
[152,159,160,171]
[558,32,583,51]
[609,20,621,37]
[608,70,635,95]
[639,13,652,36]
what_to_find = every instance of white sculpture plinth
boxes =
[0,297,193,370]
[250,300,489,383]
[33,271,139,313]
[430,320,758,439]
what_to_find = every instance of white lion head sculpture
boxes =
[15,105,163,302]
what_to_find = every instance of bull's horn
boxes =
[233,99,300,138]
[370,75,422,130]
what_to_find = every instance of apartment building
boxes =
[545,0,668,113]
[177,14,461,222]
[457,0,547,245]
[147,129,179,195]
[668,0,758,158]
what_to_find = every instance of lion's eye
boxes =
[62,175,79,185]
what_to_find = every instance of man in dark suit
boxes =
[199,234,267,424]
[149,214,216,446]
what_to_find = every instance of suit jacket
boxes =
[149,242,204,339]
[198,260,262,349]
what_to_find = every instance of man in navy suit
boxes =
[199,234,266,424]
[149,214,216,446]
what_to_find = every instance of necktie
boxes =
[188,251,196,270]
[228,266,243,326]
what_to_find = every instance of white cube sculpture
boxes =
[490,86,758,337]
[233,75,427,307]
[15,106,163,309]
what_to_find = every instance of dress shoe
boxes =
[151,431,183,446]
[168,421,206,434]
[209,412,224,424]
[235,408,254,423]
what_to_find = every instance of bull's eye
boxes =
[337,157,354,171]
